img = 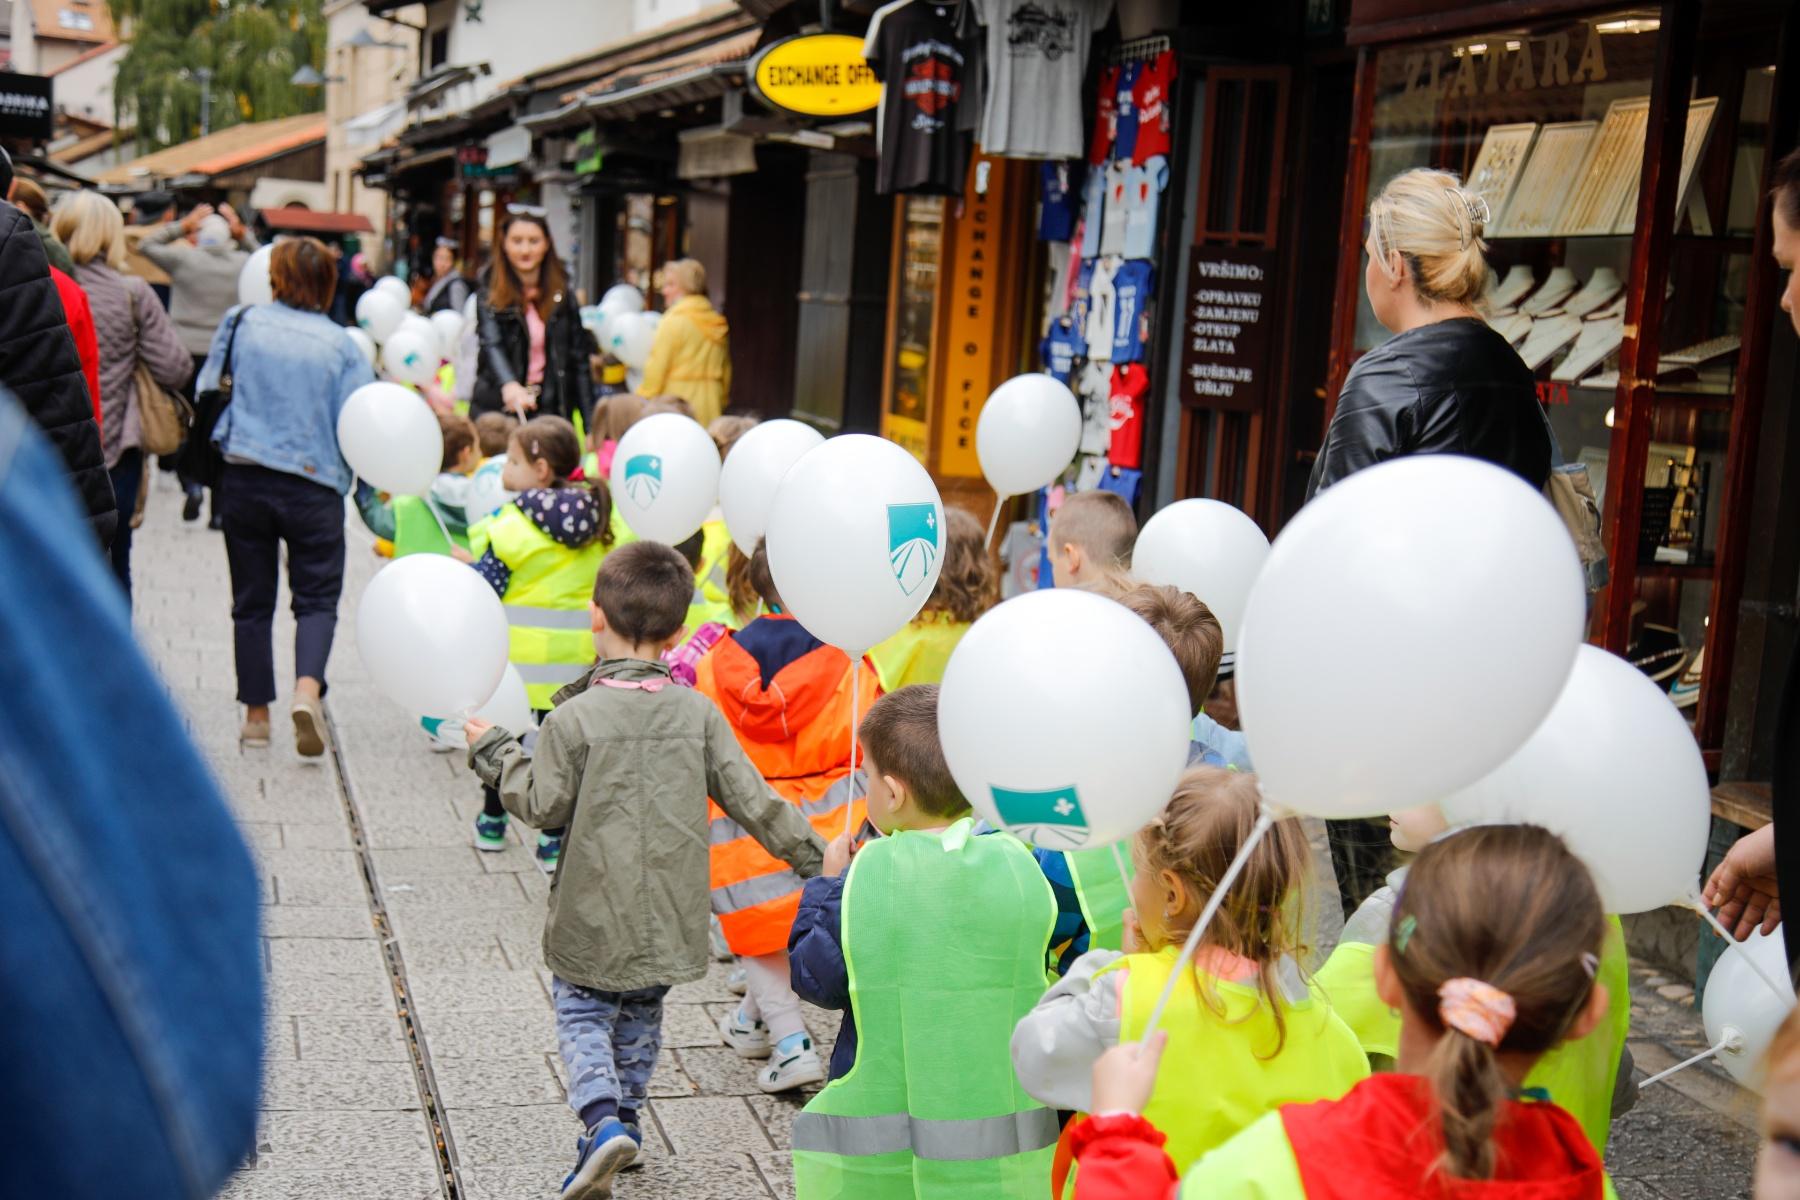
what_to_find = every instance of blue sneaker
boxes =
[561,1117,638,1198]
[620,1119,646,1172]
[537,832,562,875]
[473,812,507,852]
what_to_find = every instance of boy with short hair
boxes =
[787,685,1061,1196]
[1048,490,1137,592]
[464,541,825,1199]
[467,411,518,523]
[474,411,517,458]
[1115,583,1248,770]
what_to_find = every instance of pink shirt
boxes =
[523,303,546,386]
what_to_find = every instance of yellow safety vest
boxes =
[1098,946,1370,1174]
[792,820,1059,1198]
[1065,845,1134,954]
[687,518,736,632]
[869,613,971,691]
[467,503,609,709]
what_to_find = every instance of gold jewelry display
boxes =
[1612,97,1719,235]
[1557,97,1651,236]
[1465,123,1539,230]
[1493,121,1597,237]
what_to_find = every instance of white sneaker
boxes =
[757,1039,826,1094]
[718,1006,771,1059]
[727,964,748,996]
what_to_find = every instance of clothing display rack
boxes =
[1111,34,1171,65]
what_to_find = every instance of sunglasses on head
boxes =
[507,203,548,218]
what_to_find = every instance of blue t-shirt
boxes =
[1079,168,1107,258]
[1113,62,1143,162]
[1111,259,1155,364]
[1040,161,1080,242]
[1041,317,1082,383]
[1071,257,1096,333]
[1098,464,1142,506]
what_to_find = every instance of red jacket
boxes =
[1072,1074,1607,1200]
[49,267,102,429]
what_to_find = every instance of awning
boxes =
[96,114,326,187]
[260,207,376,235]
[521,27,759,132]
[406,62,490,111]
[343,100,406,151]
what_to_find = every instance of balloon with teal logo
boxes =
[608,412,719,545]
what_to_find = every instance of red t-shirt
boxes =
[1108,363,1149,469]
[1089,64,1120,166]
[1132,51,1176,164]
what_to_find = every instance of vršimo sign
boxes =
[750,33,881,118]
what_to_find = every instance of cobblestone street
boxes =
[127,478,1762,1199]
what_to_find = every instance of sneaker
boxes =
[718,1005,771,1059]
[208,511,225,531]
[560,1117,638,1199]
[292,695,327,758]
[474,812,508,851]
[709,915,732,961]
[239,717,270,748]
[727,963,748,996]
[1670,647,1703,709]
[181,487,203,522]
[536,832,562,875]
[619,1119,646,1172]
[756,1034,825,1094]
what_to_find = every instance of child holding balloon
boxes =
[1010,767,1369,1181]
[462,541,826,1197]
[457,415,616,871]
[1074,824,1617,1199]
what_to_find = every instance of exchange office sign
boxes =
[1179,245,1276,414]
[0,74,53,141]
[750,33,881,118]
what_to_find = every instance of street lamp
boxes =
[342,28,408,50]
[291,65,347,87]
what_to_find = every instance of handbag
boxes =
[1537,400,1608,593]
[128,286,192,456]
[177,309,245,490]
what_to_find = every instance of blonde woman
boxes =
[52,190,191,602]
[636,258,731,425]
[1308,168,1550,500]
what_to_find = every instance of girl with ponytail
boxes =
[1073,824,1617,1199]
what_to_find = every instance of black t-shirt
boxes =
[866,1,973,196]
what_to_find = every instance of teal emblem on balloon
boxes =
[624,454,663,507]
[887,502,939,597]
[990,784,1089,849]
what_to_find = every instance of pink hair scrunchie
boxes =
[1437,977,1516,1047]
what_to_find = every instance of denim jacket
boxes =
[199,302,374,494]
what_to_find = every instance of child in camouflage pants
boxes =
[551,980,666,1142]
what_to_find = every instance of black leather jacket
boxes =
[1307,317,1551,500]
[471,288,595,424]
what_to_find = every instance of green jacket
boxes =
[469,656,826,992]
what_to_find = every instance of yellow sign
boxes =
[750,33,881,118]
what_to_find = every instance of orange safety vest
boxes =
[695,615,883,957]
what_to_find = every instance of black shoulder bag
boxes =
[177,310,245,490]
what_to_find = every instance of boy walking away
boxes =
[1047,491,1136,595]
[788,685,1060,1198]
[464,542,825,1199]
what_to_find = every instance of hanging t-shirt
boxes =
[1111,259,1155,364]
[1108,362,1150,469]
[1122,155,1170,259]
[1098,463,1143,505]
[1076,360,1113,454]
[1112,61,1142,164]
[1040,161,1081,241]
[1079,167,1107,258]
[1099,162,1130,257]
[1041,317,1082,383]
[1084,257,1119,361]
[1049,240,1077,318]
[968,0,1115,160]
[1132,51,1176,163]
[1089,63,1120,166]
[866,1,972,196]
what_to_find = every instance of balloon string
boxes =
[846,656,861,840]
[1688,891,1792,1002]
[1110,841,1133,900]
[1638,1035,1735,1089]
[425,496,456,550]
[1142,810,1275,1039]
[985,492,1007,552]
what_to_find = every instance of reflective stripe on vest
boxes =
[515,662,590,687]
[504,604,592,630]
[792,1108,1059,1161]
[471,503,611,708]
[792,819,1058,1198]
[710,773,864,845]
[712,869,806,914]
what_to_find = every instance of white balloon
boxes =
[607,311,658,371]
[1441,645,1712,914]
[381,327,441,388]
[719,419,826,554]
[344,327,378,368]
[1702,928,1795,1089]
[462,293,478,325]
[473,662,534,733]
[375,275,411,305]
[1236,456,1584,819]
[237,244,274,306]
[337,381,442,496]
[356,288,406,343]
[976,374,1082,497]
[358,554,509,718]
[940,589,1192,851]
[765,434,944,655]
[1132,500,1271,655]
[599,284,645,316]
[396,312,435,343]
[429,310,466,362]
[609,413,721,545]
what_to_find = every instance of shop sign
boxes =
[1179,245,1275,414]
[677,127,758,180]
[0,74,53,140]
[485,124,531,170]
[750,33,881,118]
[1400,22,1606,107]
[937,163,1004,476]
[574,129,603,176]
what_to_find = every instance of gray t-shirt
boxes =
[969,0,1114,160]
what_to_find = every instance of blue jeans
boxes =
[0,392,262,1197]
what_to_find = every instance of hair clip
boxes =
[1579,952,1599,979]
[1395,914,1418,954]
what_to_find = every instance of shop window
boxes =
[886,196,943,464]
